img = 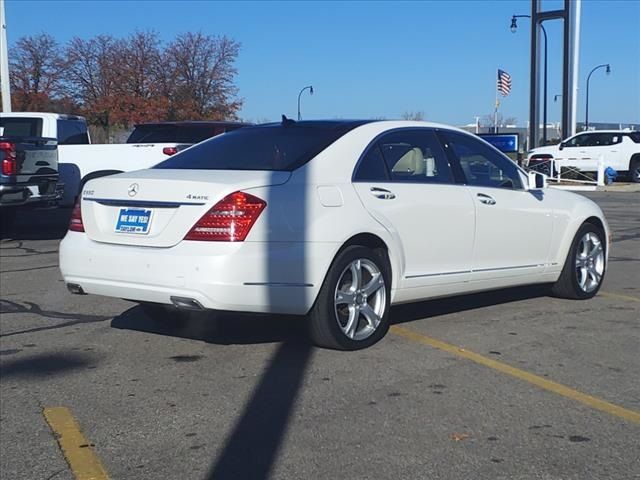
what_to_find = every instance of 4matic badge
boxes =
[186,194,209,200]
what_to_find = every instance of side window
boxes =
[590,133,619,146]
[627,132,640,144]
[443,131,523,190]
[566,134,592,147]
[353,144,389,181]
[378,130,453,184]
[57,120,90,145]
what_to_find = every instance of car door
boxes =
[438,130,553,282]
[558,133,598,171]
[584,132,623,170]
[352,128,475,290]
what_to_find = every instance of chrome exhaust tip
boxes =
[170,296,205,311]
[67,283,86,295]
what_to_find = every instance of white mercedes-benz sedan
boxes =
[59,120,610,350]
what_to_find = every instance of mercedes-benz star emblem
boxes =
[128,183,139,197]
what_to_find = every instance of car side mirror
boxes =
[558,142,565,151]
[528,171,547,190]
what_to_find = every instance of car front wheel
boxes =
[551,223,606,299]
[308,245,391,350]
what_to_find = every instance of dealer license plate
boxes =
[115,208,153,234]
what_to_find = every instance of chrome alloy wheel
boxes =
[575,232,605,293]
[334,258,386,341]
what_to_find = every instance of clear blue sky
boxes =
[5,0,640,126]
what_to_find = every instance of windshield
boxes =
[154,121,368,171]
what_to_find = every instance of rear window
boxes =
[57,119,89,144]
[154,123,364,171]
[127,124,246,144]
[0,117,43,138]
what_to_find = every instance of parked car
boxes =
[0,113,192,207]
[525,130,640,182]
[0,120,60,233]
[126,121,251,146]
[59,120,610,350]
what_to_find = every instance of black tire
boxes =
[629,156,640,183]
[308,245,391,350]
[551,222,606,299]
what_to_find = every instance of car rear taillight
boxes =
[68,199,85,232]
[0,142,17,175]
[185,191,266,242]
[163,147,178,156]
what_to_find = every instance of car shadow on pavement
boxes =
[111,305,309,346]
[112,285,550,345]
[390,285,551,325]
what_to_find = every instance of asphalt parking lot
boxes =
[1,191,638,480]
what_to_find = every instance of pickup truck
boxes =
[0,112,188,207]
[0,124,59,232]
[525,130,640,182]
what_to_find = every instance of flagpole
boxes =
[494,69,499,134]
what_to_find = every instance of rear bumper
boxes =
[0,179,62,207]
[59,233,339,315]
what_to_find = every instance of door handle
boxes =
[370,187,396,200]
[477,193,496,205]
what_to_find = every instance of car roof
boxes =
[575,130,633,134]
[252,119,471,133]
[133,121,252,127]
[0,112,86,121]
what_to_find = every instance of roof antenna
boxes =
[281,114,296,126]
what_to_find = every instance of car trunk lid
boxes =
[80,169,290,247]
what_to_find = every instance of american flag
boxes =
[497,69,512,97]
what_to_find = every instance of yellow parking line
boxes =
[600,291,640,303]
[390,325,640,425]
[43,407,110,480]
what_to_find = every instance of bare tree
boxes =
[165,32,242,120]
[9,30,244,132]
[110,31,168,124]
[65,35,122,129]
[400,110,425,121]
[480,113,517,128]
[9,33,66,111]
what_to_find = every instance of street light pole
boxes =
[297,85,314,121]
[511,14,548,144]
[585,64,610,130]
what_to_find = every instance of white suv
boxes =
[525,130,640,182]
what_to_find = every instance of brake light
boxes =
[0,142,17,175]
[163,147,178,156]
[185,191,266,242]
[68,199,85,232]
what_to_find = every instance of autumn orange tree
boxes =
[9,31,243,132]
[9,33,70,112]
